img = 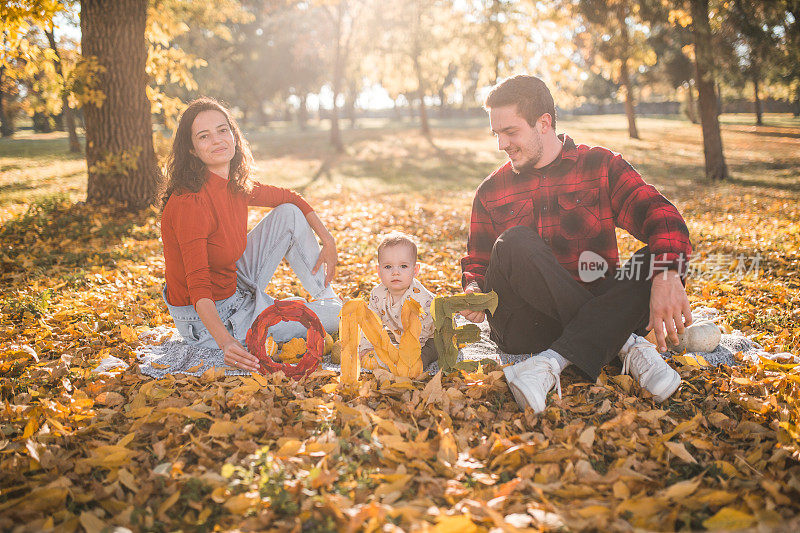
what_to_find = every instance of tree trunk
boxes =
[0,64,14,137]
[619,57,639,139]
[411,37,430,136]
[690,0,728,181]
[346,80,357,129]
[329,2,345,153]
[298,93,308,130]
[81,0,160,209]
[45,26,81,153]
[686,81,698,124]
[752,71,763,126]
[418,94,430,136]
[616,7,639,139]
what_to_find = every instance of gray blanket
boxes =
[135,316,765,379]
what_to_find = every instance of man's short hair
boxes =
[484,75,557,129]
[377,231,418,262]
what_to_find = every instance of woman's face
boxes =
[190,109,235,173]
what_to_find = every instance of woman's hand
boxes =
[222,337,261,372]
[313,237,338,286]
[306,211,338,286]
[195,298,260,371]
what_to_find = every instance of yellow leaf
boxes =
[616,496,665,518]
[437,425,458,466]
[117,433,135,447]
[118,469,139,492]
[576,505,611,517]
[22,414,40,439]
[702,507,755,530]
[157,489,181,520]
[279,338,306,363]
[421,370,445,405]
[208,420,237,438]
[306,442,337,456]
[711,460,739,477]
[79,511,107,533]
[250,372,270,387]
[434,513,478,533]
[695,490,738,506]
[577,426,596,450]
[664,441,697,463]
[276,439,303,457]
[120,324,138,343]
[661,476,703,500]
[224,493,258,515]
[211,486,228,503]
[266,336,278,357]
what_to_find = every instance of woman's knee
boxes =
[270,202,305,220]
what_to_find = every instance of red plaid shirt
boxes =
[461,134,692,289]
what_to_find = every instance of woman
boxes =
[161,97,342,372]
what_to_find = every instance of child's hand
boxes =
[460,284,486,323]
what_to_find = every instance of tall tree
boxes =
[80,0,160,208]
[689,0,728,181]
[368,0,455,135]
[44,21,81,151]
[645,18,699,123]
[574,0,657,139]
[320,0,363,151]
[780,0,800,116]
[1,2,60,136]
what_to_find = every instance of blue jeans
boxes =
[164,203,342,348]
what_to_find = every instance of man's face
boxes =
[489,105,543,173]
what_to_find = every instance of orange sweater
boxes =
[161,171,313,307]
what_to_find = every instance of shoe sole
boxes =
[651,369,681,402]
[507,380,530,411]
[503,365,529,410]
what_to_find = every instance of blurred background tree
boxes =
[3,0,800,206]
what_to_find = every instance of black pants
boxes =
[485,226,655,380]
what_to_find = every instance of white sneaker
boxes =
[503,356,562,413]
[620,338,681,402]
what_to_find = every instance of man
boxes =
[461,75,692,413]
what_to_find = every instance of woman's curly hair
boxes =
[162,97,253,208]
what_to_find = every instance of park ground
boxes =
[1,114,800,531]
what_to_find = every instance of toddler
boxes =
[359,232,438,367]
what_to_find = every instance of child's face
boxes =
[377,244,419,296]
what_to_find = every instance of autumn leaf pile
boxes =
[2,117,800,531]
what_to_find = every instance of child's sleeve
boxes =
[416,283,436,343]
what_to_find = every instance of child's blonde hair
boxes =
[377,231,418,262]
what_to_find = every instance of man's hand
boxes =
[460,283,486,323]
[647,270,692,352]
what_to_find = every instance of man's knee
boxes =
[491,226,547,263]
